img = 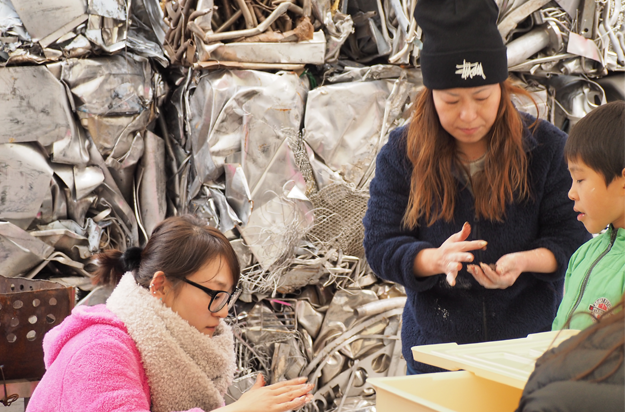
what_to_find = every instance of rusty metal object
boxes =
[0,366,18,407]
[163,0,316,65]
[0,276,75,380]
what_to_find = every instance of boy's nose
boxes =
[568,186,577,201]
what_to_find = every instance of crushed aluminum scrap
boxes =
[0,0,167,66]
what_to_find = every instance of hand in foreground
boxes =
[467,252,526,289]
[229,375,313,412]
[429,222,487,286]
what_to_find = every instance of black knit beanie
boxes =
[415,0,508,89]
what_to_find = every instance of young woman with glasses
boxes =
[28,215,313,412]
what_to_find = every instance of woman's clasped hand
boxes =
[468,252,527,289]
[224,375,314,412]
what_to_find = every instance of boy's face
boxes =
[567,159,625,234]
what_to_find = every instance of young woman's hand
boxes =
[414,222,487,286]
[467,248,557,289]
[226,375,313,412]
[467,252,526,289]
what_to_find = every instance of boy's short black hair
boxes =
[564,100,625,185]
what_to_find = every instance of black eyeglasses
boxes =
[181,278,241,313]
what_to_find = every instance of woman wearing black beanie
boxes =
[363,0,591,375]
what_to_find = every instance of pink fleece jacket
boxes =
[27,305,204,412]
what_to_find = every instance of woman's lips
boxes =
[459,127,479,135]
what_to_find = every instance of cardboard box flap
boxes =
[412,330,580,389]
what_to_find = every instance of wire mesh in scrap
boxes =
[307,184,370,259]
[285,127,318,197]
[237,299,298,342]
[227,299,306,386]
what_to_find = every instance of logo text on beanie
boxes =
[455,60,486,80]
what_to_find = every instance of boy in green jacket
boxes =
[552,101,625,331]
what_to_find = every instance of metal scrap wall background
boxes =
[0,0,623,410]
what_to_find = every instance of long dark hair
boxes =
[404,79,535,228]
[91,215,241,291]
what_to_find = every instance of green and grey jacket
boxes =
[553,226,625,331]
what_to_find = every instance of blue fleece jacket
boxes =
[363,114,591,374]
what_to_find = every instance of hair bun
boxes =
[121,246,143,272]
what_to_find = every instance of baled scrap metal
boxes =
[500,1,625,76]
[74,166,106,200]
[312,343,400,410]
[11,0,88,47]
[178,70,310,258]
[239,168,313,271]
[224,163,253,226]
[225,283,405,409]
[203,30,327,65]
[60,54,158,212]
[185,70,308,191]
[0,222,54,278]
[163,0,331,67]
[303,73,416,187]
[303,80,395,186]
[0,133,137,276]
[82,126,140,248]
[126,0,169,65]
[0,144,55,230]
[36,219,103,255]
[323,11,354,63]
[88,0,127,20]
[61,55,153,119]
[42,173,70,225]
[313,289,378,359]
[136,131,168,238]
[30,228,91,261]
[0,66,78,147]
[209,186,243,233]
[303,307,405,411]
[1,0,166,66]
[545,74,607,130]
[341,0,419,63]
[0,0,30,60]
[165,0,313,65]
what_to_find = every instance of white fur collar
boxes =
[107,273,235,412]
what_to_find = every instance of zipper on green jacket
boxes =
[566,227,619,320]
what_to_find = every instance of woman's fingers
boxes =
[448,252,475,263]
[468,263,515,289]
[467,264,497,289]
[479,262,500,284]
[459,240,488,252]
[277,383,312,397]
[271,382,311,397]
[283,393,314,409]
[445,271,457,286]
[448,222,471,243]
[251,373,265,390]
[267,377,307,390]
